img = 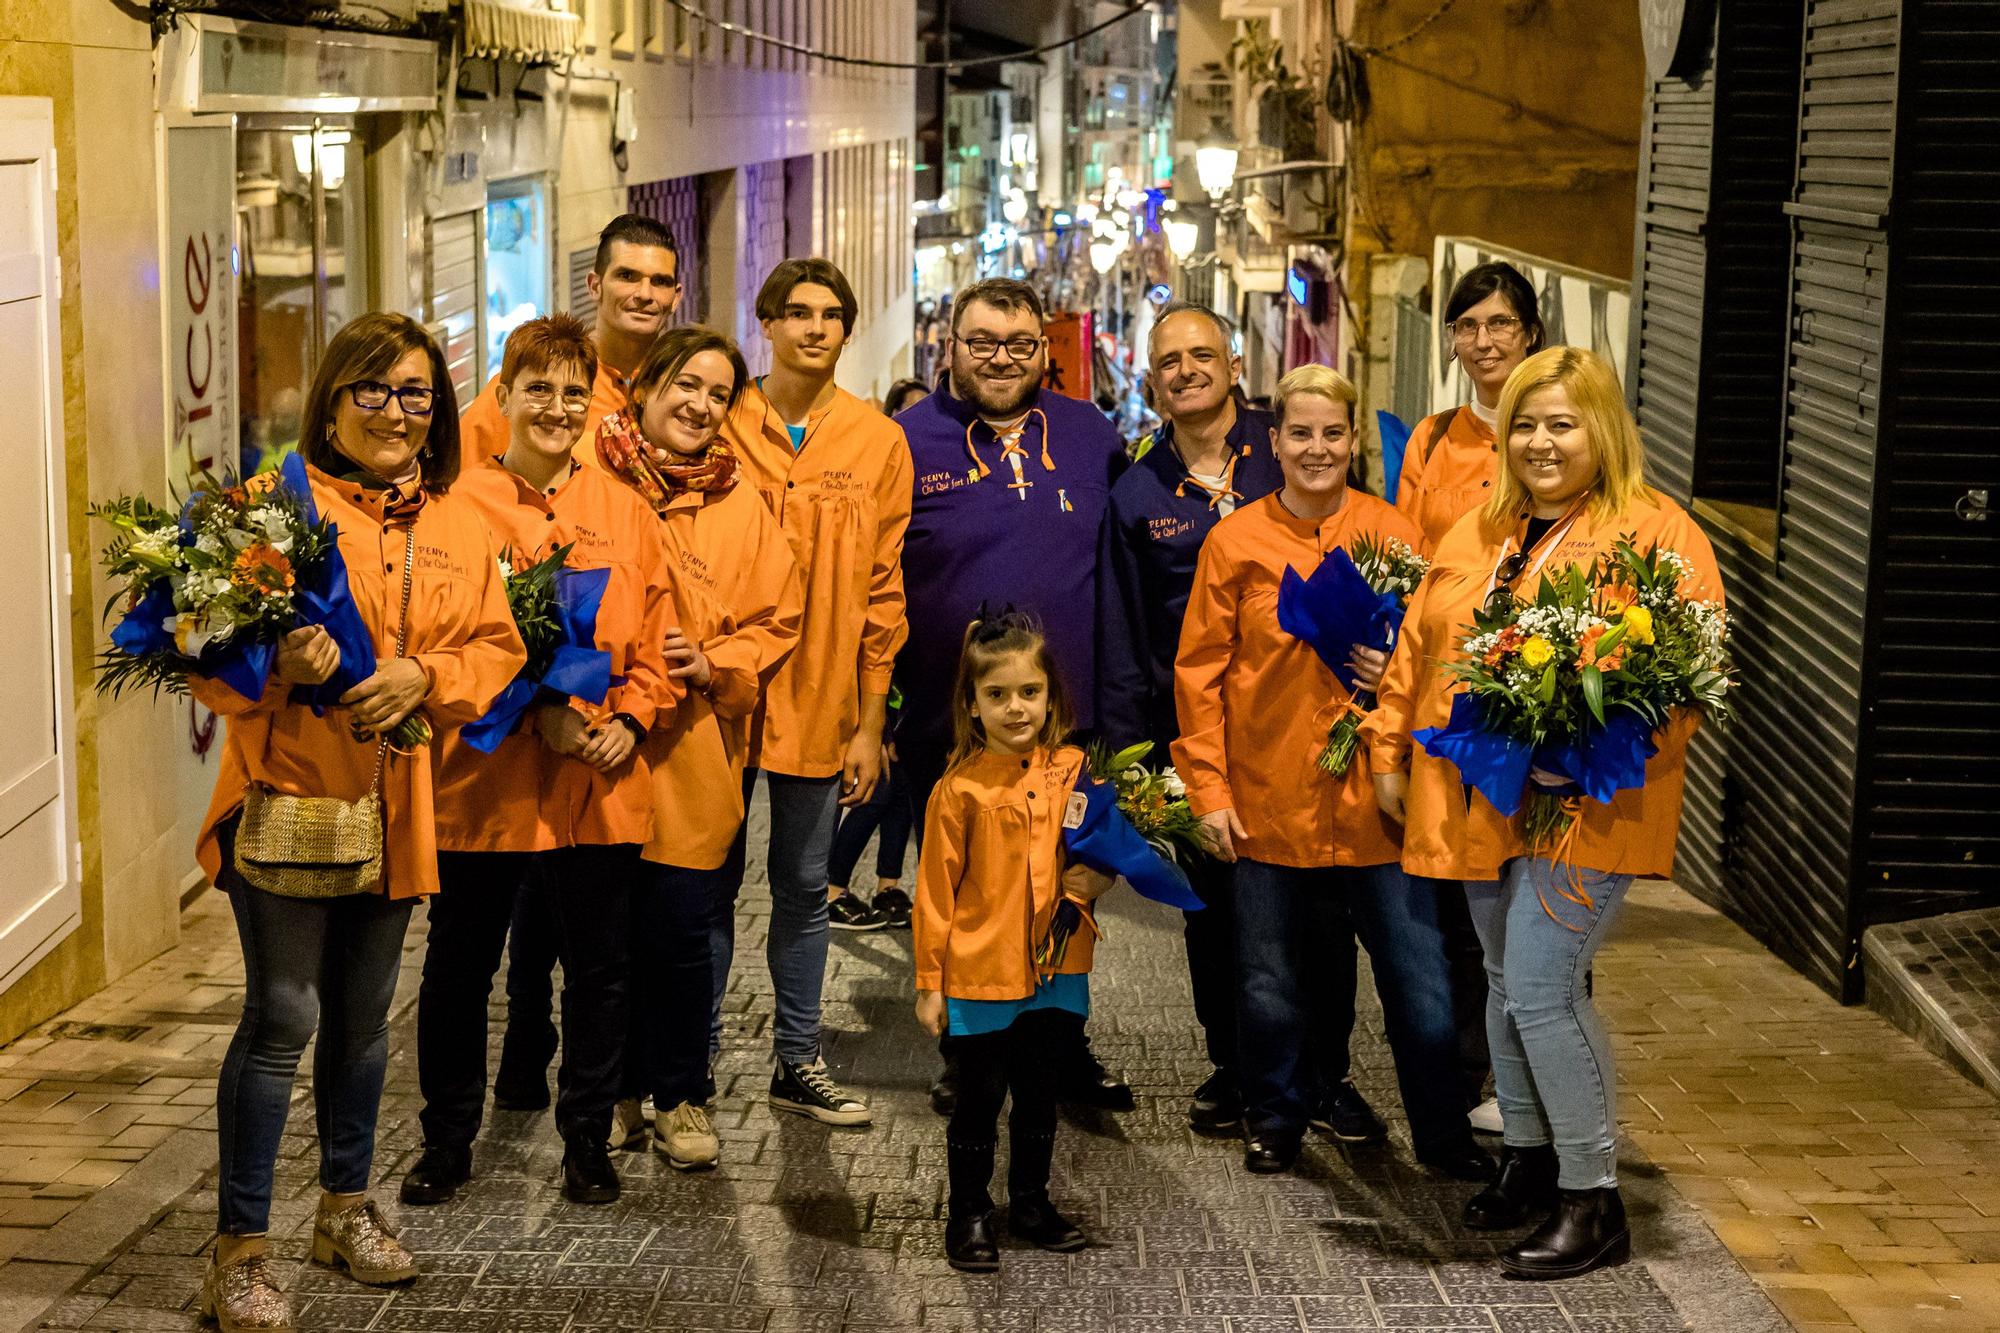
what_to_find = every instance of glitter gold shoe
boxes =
[311,1197,418,1285]
[200,1249,296,1332]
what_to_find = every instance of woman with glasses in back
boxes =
[187,313,524,1332]
[1398,263,1545,557]
[1365,347,1723,1281]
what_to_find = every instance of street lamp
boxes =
[1195,125,1239,201]
[1089,240,1120,274]
[1165,218,1199,261]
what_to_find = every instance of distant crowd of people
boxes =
[188,214,1720,1331]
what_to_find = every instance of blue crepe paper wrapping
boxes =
[1413,694,1661,816]
[1532,709,1658,805]
[1376,410,1413,504]
[1061,778,1203,911]
[1276,549,1405,691]
[459,565,613,753]
[278,451,389,714]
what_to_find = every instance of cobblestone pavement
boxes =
[1,835,1995,1331]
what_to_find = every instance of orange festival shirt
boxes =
[641,479,804,870]
[1172,491,1421,869]
[1396,405,1500,556]
[721,382,912,778]
[1366,487,1725,880]
[191,466,526,900]
[913,745,1094,1001]
[433,458,682,853]
[458,361,633,474]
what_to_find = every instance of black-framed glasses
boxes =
[960,334,1044,362]
[346,381,436,415]
[1449,314,1524,344]
[518,383,593,414]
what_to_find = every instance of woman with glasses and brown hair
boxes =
[1365,346,1723,1281]
[187,313,524,1332]
[1397,263,1545,557]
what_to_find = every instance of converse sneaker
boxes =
[828,892,889,931]
[769,1059,873,1127]
[654,1100,720,1170]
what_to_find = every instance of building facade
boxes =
[0,0,914,1042]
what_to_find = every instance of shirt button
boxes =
[546,513,556,521]
[1028,791,1037,799]
[1021,759,1030,768]
[786,481,796,489]
[384,562,393,571]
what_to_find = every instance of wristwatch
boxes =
[611,712,647,742]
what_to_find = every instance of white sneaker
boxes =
[654,1100,720,1170]
[1468,1096,1504,1134]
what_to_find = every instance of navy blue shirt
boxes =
[1096,407,1282,752]
[895,381,1128,760]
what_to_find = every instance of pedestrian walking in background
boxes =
[894,277,1133,1116]
[190,314,523,1331]
[405,315,679,1211]
[608,327,803,1169]
[1371,346,1725,1279]
[713,258,912,1127]
[913,613,1110,1272]
[1173,365,1492,1184]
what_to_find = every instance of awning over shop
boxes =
[462,0,582,63]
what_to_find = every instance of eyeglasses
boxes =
[347,381,436,415]
[518,383,594,414]
[960,335,1044,362]
[1449,314,1525,344]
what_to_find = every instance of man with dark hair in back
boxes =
[458,212,683,464]
[894,277,1134,1114]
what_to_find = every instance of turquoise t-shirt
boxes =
[785,423,807,452]
[946,973,1089,1037]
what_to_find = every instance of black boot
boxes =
[399,1144,472,1206]
[1188,1070,1242,1134]
[561,1138,621,1205]
[945,1137,1000,1271]
[1500,1186,1630,1279]
[1007,1192,1087,1251]
[944,1210,1000,1272]
[1463,1144,1558,1230]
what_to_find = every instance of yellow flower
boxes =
[1520,636,1555,669]
[1621,605,1655,645]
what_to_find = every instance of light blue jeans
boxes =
[1463,858,1634,1190]
[713,769,844,1068]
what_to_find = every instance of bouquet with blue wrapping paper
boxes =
[90,453,429,748]
[1036,742,1206,971]
[1276,535,1430,776]
[459,544,613,753]
[1414,542,1731,850]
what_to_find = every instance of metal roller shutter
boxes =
[426,211,483,412]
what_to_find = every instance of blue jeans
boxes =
[215,818,414,1235]
[1464,858,1633,1190]
[1234,859,1467,1153]
[714,768,843,1066]
[629,861,726,1107]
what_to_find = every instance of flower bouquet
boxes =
[1275,534,1431,776]
[1414,540,1731,847]
[1036,741,1207,971]
[458,544,613,753]
[92,453,430,747]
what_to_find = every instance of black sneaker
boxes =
[399,1144,471,1206]
[561,1140,621,1205]
[827,892,889,931]
[1309,1080,1387,1142]
[872,887,913,928]
[769,1060,873,1127]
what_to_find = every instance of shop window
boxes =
[485,178,551,381]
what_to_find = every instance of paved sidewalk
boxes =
[0,848,1994,1331]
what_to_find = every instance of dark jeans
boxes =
[826,758,914,890]
[1182,851,1238,1077]
[626,861,725,1109]
[494,864,561,1093]
[418,845,635,1150]
[215,817,414,1236]
[943,1008,1065,1216]
[1429,874,1494,1107]
[1233,859,1468,1154]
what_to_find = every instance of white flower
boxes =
[1161,767,1186,798]
[194,531,224,560]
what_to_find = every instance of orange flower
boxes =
[231,542,294,593]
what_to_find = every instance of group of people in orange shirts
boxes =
[187,223,1721,1331]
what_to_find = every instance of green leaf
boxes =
[1581,665,1605,725]
[1534,663,1557,704]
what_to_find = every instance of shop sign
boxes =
[1044,310,1093,403]
[164,125,237,489]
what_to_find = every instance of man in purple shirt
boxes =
[893,278,1131,1113]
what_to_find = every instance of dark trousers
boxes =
[1430,875,1494,1107]
[494,865,561,1093]
[215,817,414,1236]
[1233,859,1468,1154]
[1182,851,1238,1077]
[626,860,725,1109]
[418,845,636,1149]
[943,1008,1066,1217]
[826,757,914,890]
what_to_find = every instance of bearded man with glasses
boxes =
[894,278,1135,1116]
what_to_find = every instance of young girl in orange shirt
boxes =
[913,613,1111,1272]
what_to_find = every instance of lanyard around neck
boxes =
[1483,496,1589,603]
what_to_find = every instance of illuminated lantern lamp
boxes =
[1165,218,1199,260]
[1089,240,1120,274]
[1195,126,1239,200]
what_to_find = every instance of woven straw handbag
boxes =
[233,525,415,899]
